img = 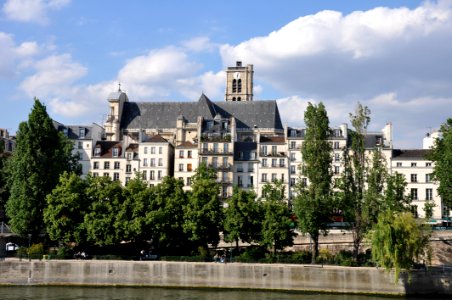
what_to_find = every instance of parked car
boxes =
[5,242,19,251]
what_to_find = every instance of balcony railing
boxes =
[199,149,233,155]
[259,151,286,157]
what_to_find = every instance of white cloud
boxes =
[181,36,217,53]
[0,32,40,78]
[2,0,71,24]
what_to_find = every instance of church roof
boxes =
[120,94,283,131]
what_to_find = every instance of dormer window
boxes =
[62,128,68,136]
[112,147,119,157]
[79,128,85,139]
[94,147,101,157]
[207,121,213,129]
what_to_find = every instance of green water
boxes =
[0,286,434,300]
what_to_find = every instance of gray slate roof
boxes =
[120,94,283,131]
[392,149,431,159]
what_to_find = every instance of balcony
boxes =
[259,151,286,157]
[199,149,233,155]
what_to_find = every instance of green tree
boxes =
[223,187,261,250]
[115,176,151,242]
[44,172,88,244]
[0,139,11,213]
[83,176,123,246]
[382,172,410,213]
[147,176,189,254]
[293,102,333,262]
[428,118,452,208]
[6,98,80,236]
[260,181,294,254]
[370,211,431,282]
[183,163,222,253]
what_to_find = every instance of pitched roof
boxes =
[177,141,197,148]
[142,134,168,143]
[392,149,431,159]
[120,94,283,131]
[94,141,122,158]
[260,136,285,143]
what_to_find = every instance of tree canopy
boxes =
[6,98,80,236]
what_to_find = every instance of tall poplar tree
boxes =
[293,102,333,263]
[6,98,80,236]
[428,118,452,208]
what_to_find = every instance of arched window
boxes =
[232,79,237,93]
[232,97,236,101]
[237,79,242,93]
[237,97,241,101]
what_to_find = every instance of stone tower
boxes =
[225,61,253,101]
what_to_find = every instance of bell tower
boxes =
[225,61,253,101]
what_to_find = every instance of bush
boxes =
[234,246,268,263]
[334,250,356,266]
[316,249,334,264]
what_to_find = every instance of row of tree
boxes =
[1,98,451,274]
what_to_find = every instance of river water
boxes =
[0,286,434,300]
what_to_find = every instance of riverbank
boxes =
[0,259,451,296]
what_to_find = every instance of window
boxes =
[78,141,83,149]
[232,79,237,93]
[250,151,256,159]
[113,173,119,181]
[301,178,307,187]
[179,150,184,158]
[262,159,267,167]
[426,188,433,200]
[187,150,192,158]
[279,159,285,167]
[159,147,163,154]
[114,162,120,169]
[249,175,254,187]
[202,143,208,152]
[142,171,147,180]
[179,164,184,172]
[238,175,243,187]
[411,174,417,183]
[223,122,228,130]
[334,142,340,150]
[411,162,417,167]
[143,158,148,167]
[187,163,192,172]
[290,178,296,186]
[290,165,296,174]
[272,159,277,167]
[151,147,155,154]
[290,141,296,149]
[150,158,155,167]
[262,173,267,182]
[411,188,418,200]
[334,166,340,175]
[112,147,119,157]
[425,173,432,183]
[237,79,242,93]
[237,163,243,172]
[103,172,109,177]
[127,152,132,160]
[186,177,191,186]
[261,146,267,155]
[144,147,148,154]
[126,164,131,173]
[396,162,402,167]
[281,173,285,183]
[79,128,85,138]
[271,173,277,182]
[290,153,296,161]
[290,130,296,137]
[223,157,228,167]
[104,162,110,169]
[94,147,101,157]
[202,157,208,164]
[213,143,219,153]
[238,151,244,159]
[93,162,99,169]
[150,171,155,180]
[158,158,163,166]
[272,146,277,155]
[335,153,340,162]
[92,172,98,177]
[207,121,213,129]
[426,162,432,167]
[223,143,229,153]
[212,157,218,168]
[125,177,130,184]
[248,162,254,172]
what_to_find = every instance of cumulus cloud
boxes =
[220,1,452,147]
[2,0,71,24]
[0,32,40,78]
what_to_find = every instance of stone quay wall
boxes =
[0,259,451,295]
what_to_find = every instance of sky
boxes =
[1,0,451,148]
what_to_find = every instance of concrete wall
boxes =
[0,260,450,295]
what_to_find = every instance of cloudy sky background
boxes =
[1,0,451,148]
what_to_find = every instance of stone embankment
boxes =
[0,259,450,295]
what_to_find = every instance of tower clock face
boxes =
[233,72,241,79]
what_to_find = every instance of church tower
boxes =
[225,61,253,101]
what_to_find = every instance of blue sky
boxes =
[1,0,451,148]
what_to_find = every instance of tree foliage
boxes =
[6,98,80,236]
[260,181,294,254]
[370,211,431,282]
[223,187,261,250]
[293,102,333,262]
[428,118,452,208]
[44,172,88,244]
[183,163,222,253]
[0,139,10,213]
